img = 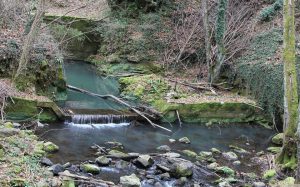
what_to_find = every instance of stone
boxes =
[156,145,171,152]
[207,162,219,170]
[81,164,101,174]
[115,160,130,169]
[182,150,197,158]
[40,157,53,166]
[179,137,190,144]
[120,174,141,187]
[271,133,283,145]
[256,151,264,156]
[211,148,221,154]
[218,181,232,187]
[262,169,276,180]
[63,162,71,168]
[108,150,128,158]
[156,164,170,172]
[197,151,215,162]
[96,156,111,166]
[49,164,64,176]
[13,123,21,128]
[229,145,249,154]
[267,147,281,154]
[199,151,213,157]
[4,122,13,128]
[253,182,266,187]
[160,172,170,180]
[222,152,238,161]
[135,155,154,168]
[215,167,235,177]
[233,161,241,166]
[170,160,193,178]
[162,152,181,158]
[169,139,176,143]
[0,128,20,138]
[43,142,59,153]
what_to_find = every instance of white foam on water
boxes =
[66,122,130,129]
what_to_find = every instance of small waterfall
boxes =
[70,114,130,124]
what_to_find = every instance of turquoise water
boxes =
[63,60,124,110]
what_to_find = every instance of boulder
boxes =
[182,150,197,158]
[135,155,154,168]
[156,145,171,152]
[43,142,59,153]
[96,156,111,166]
[120,174,141,187]
[271,133,283,145]
[170,160,193,178]
[222,152,238,161]
[179,137,190,144]
[81,164,101,174]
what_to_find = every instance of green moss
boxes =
[263,169,276,180]
[5,97,58,122]
[43,142,59,153]
[215,166,235,177]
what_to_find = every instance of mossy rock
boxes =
[273,177,295,186]
[81,164,101,174]
[263,169,276,180]
[43,142,59,153]
[267,147,281,154]
[215,166,235,177]
[182,150,197,158]
[271,133,283,145]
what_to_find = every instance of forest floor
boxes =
[46,0,110,20]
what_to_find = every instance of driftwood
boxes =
[176,110,182,128]
[67,85,172,132]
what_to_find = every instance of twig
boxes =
[176,110,182,128]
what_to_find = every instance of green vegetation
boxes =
[258,0,283,22]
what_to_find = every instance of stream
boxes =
[37,60,275,186]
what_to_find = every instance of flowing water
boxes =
[36,60,276,185]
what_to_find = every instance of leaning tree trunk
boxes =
[211,0,228,83]
[14,0,45,83]
[277,0,299,173]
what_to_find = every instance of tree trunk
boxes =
[202,0,212,83]
[211,0,227,83]
[14,0,45,82]
[277,0,298,173]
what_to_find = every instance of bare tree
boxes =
[14,0,46,82]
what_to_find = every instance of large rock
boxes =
[43,142,59,153]
[271,133,283,145]
[120,174,141,187]
[170,159,193,178]
[222,152,238,161]
[135,155,154,168]
[81,164,101,174]
[96,156,111,166]
[179,137,190,144]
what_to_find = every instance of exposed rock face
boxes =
[120,174,141,187]
[81,164,101,174]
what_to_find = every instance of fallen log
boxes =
[67,85,172,132]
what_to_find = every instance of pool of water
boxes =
[62,60,124,110]
[37,122,274,165]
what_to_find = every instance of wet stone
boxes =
[49,164,64,176]
[156,145,171,152]
[179,137,190,144]
[40,157,53,166]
